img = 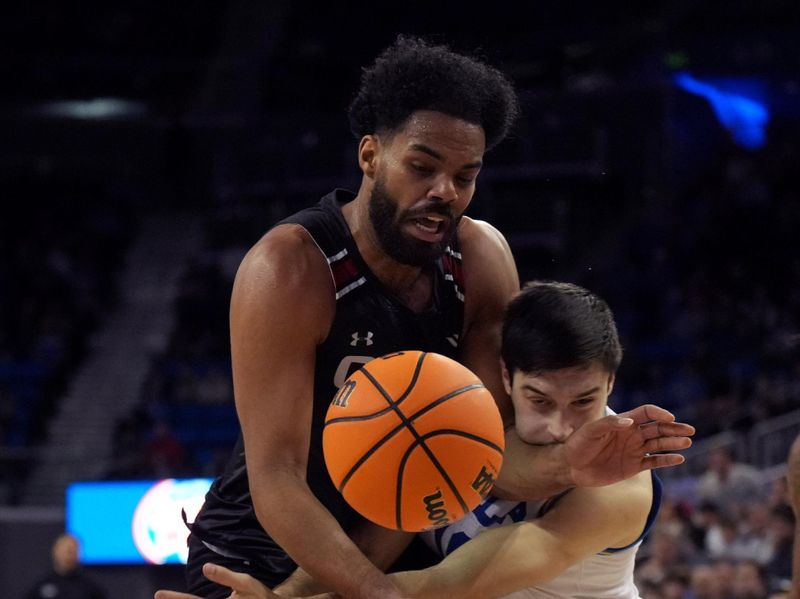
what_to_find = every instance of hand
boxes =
[154,563,276,599]
[565,404,694,487]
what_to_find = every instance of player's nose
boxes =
[547,414,574,442]
[427,175,459,204]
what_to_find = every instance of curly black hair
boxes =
[348,35,519,151]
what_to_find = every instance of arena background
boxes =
[1,2,799,597]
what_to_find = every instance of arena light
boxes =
[674,72,770,150]
[32,97,148,121]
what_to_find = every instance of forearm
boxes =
[492,428,573,500]
[273,569,327,597]
[274,525,414,596]
[252,474,399,599]
[388,523,571,599]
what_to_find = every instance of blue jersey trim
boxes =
[535,471,662,554]
[604,471,662,553]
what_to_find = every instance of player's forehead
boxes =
[513,363,611,396]
[389,110,485,164]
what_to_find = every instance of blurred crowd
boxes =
[0,179,136,501]
[585,126,800,437]
[635,445,794,598]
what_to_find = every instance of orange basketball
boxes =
[323,350,505,532]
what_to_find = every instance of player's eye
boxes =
[574,398,595,407]
[412,163,434,175]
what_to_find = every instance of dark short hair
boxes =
[348,35,519,151]
[501,281,623,377]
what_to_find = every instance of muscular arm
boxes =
[457,218,564,498]
[457,219,693,500]
[232,226,402,599]
[156,475,652,599]
[274,523,415,596]
[457,217,519,424]
[457,219,562,498]
[391,472,654,599]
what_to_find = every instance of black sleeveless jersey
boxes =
[189,189,466,577]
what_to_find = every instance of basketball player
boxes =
[184,34,694,599]
[158,281,684,599]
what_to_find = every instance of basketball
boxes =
[323,350,505,532]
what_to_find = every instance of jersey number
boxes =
[333,355,373,388]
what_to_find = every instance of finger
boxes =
[620,404,677,425]
[579,414,634,438]
[154,592,202,599]
[638,421,696,440]
[644,436,693,453]
[642,453,686,470]
[202,563,265,593]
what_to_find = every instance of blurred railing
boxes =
[661,409,800,483]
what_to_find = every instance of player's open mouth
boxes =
[405,214,448,243]
[412,215,445,234]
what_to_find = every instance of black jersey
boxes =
[188,189,466,579]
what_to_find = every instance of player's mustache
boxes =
[405,204,456,220]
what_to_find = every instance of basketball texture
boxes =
[323,351,505,532]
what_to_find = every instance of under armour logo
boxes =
[350,331,374,346]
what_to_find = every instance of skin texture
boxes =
[156,362,669,599]
[175,110,694,599]
[227,111,506,599]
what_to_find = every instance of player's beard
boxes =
[368,176,459,267]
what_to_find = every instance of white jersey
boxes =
[421,473,662,599]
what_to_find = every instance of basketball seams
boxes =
[335,385,489,494]
[334,352,428,494]
[358,351,427,411]
[325,382,484,425]
[398,433,470,529]
[401,383,484,423]
[395,429,504,530]
[336,421,407,492]
[324,351,505,532]
[414,429,505,455]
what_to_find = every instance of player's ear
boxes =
[358,135,379,178]
[500,359,512,396]
[606,372,616,396]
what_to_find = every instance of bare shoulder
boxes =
[238,223,331,285]
[232,223,335,342]
[458,216,513,259]
[457,217,519,309]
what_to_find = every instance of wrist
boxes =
[354,566,401,599]
[553,443,576,489]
